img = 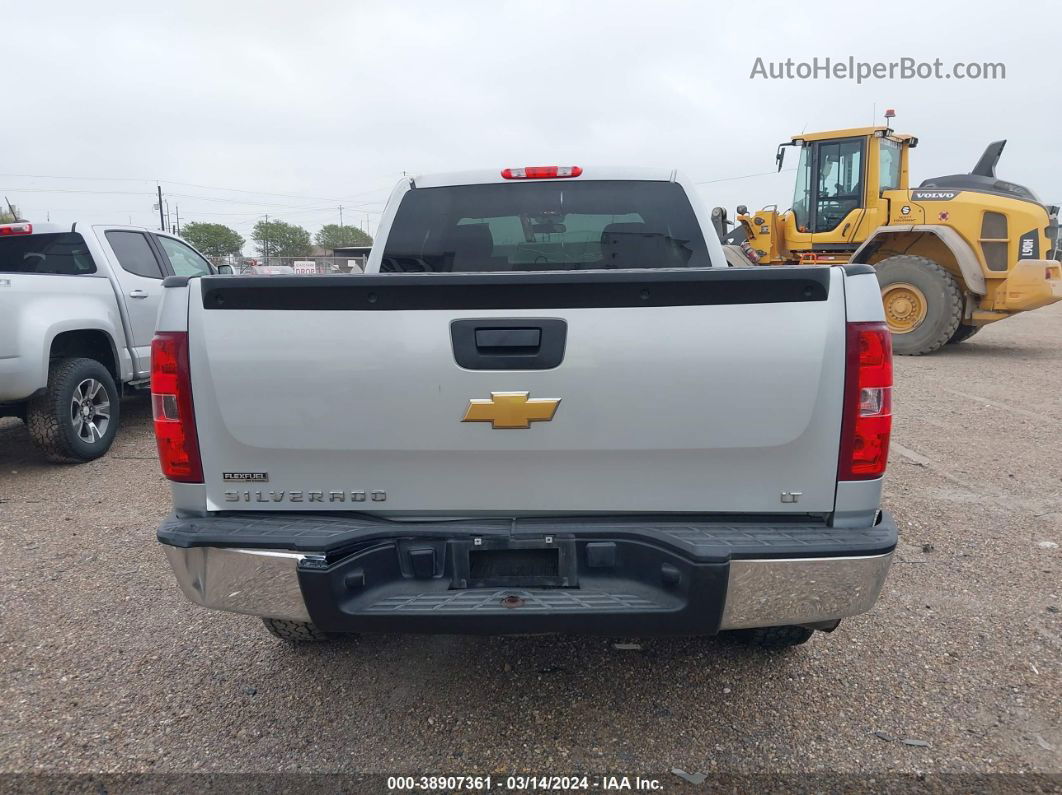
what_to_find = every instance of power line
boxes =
[2,186,385,216]
[694,168,797,185]
[4,171,380,241]
[0,172,398,205]
[174,205,336,217]
[163,178,394,204]
[160,192,383,210]
[0,185,334,209]
[7,169,792,203]
[180,205,381,221]
[0,187,152,196]
[0,173,151,183]
[165,192,335,209]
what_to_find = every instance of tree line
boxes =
[181,220,372,258]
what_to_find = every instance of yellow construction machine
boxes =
[718,115,1062,354]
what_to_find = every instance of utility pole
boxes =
[338,205,344,227]
[174,205,180,235]
[262,214,270,262]
[157,185,165,231]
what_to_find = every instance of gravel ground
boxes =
[0,306,1060,785]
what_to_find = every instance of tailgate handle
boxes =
[451,318,566,370]
[474,327,541,351]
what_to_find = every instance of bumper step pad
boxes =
[364,587,665,614]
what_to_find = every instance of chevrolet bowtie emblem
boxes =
[462,391,561,429]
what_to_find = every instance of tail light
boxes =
[838,322,892,480]
[151,331,203,482]
[501,166,582,179]
[0,222,32,236]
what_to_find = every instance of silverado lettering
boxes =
[223,490,381,503]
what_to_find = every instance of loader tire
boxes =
[26,357,120,463]
[875,255,963,355]
[261,618,340,643]
[947,324,981,344]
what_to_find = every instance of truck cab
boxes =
[739,126,916,265]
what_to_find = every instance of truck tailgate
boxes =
[188,268,845,515]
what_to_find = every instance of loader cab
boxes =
[782,127,915,258]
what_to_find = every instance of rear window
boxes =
[0,233,96,275]
[380,180,711,272]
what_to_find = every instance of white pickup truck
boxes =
[154,166,897,648]
[0,221,222,461]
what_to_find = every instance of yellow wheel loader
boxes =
[719,119,1062,354]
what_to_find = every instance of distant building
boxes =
[332,245,372,272]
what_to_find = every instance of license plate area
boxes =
[452,538,577,588]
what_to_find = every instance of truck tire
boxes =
[874,255,963,355]
[26,357,121,463]
[947,324,980,344]
[261,618,338,642]
[729,625,815,649]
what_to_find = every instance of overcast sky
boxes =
[4,0,1058,253]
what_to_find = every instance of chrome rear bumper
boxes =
[163,544,893,631]
[719,553,892,629]
[163,546,311,623]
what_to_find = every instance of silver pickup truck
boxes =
[154,166,897,648]
[0,221,220,461]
